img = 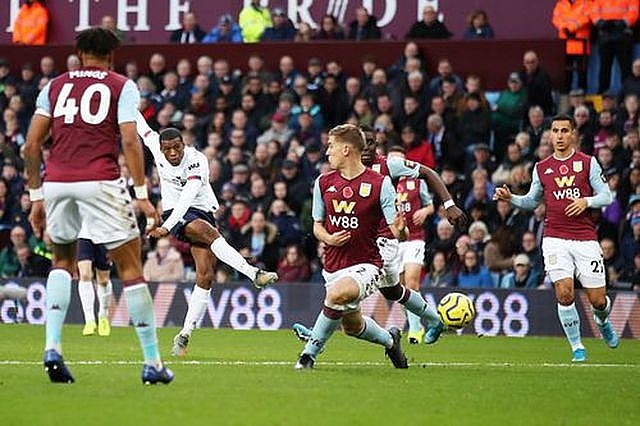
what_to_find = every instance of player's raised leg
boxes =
[587,291,619,348]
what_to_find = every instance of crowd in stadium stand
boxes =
[1,1,639,292]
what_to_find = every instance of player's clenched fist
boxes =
[493,184,512,202]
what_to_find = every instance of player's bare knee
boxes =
[343,323,362,336]
[195,271,214,289]
[556,289,574,305]
[326,287,352,306]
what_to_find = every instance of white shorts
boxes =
[43,179,140,249]
[398,239,425,267]
[541,237,605,288]
[376,237,400,288]
[322,263,384,311]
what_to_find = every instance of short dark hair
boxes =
[159,128,182,142]
[551,114,576,129]
[75,27,120,58]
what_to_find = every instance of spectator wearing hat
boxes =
[348,6,381,40]
[500,253,540,288]
[492,72,529,159]
[170,12,206,43]
[568,89,596,124]
[0,59,19,110]
[260,8,296,41]
[305,58,324,93]
[203,14,243,43]
[12,0,49,45]
[257,111,293,146]
[230,163,251,199]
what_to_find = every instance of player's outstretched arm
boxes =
[135,111,160,149]
[387,157,467,230]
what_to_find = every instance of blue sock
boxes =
[124,284,161,366]
[403,289,440,327]
[45,269,72,353]
[591,295,611,326]
[557,303,583,351]
[355,316,393,348]
[302,307,342,359]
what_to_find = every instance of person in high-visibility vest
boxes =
[590,0,639,93]
[12,0,49,45]
[552,0,592,92]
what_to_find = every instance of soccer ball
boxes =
[437,292,476,329]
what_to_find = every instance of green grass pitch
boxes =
[0,324,638,426]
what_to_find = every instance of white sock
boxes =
[210,237,259,280]
[180,285,211,336]
[78,280,95,324]
[97,280,112,318]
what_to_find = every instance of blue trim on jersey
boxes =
[419,180,432,205]
[161,207,216,243]
[118,79,140,124]
[312,177,324,221]
[587,156,613,208]
[35,81,52,114]
[380,176,397,224]
[387,156,420,179]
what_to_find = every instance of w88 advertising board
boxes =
[1,279,638,339]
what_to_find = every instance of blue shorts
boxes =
[77,238,111,271]
[161,207,216,243]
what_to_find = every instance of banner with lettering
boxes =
[1,0,557,45]
[1,279,639,338]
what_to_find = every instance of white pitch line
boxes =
[0,360,638,368]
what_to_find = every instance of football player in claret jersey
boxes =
[25,27,172,384]
[136,113,278,357]
[293,127,467,346]
[494,114,618,362]
[295,124,409,370]
[387,146,435,343]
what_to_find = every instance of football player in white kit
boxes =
[136,112,278,356]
